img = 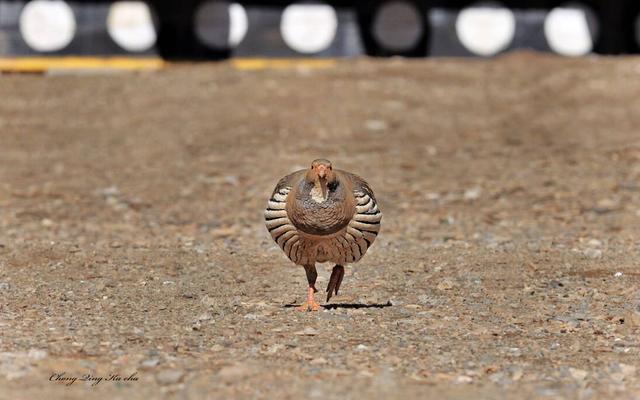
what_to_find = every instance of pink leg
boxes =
[297,286,321,311]
[297,264,321,311]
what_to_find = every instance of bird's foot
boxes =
[297,286,321,311]
[326,265,345,302]
[296,300,322,312]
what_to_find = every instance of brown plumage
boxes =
[265,159,382,311]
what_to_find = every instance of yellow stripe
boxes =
[231,58,338,70]
[0,57,338,72]
[0,57,165,72]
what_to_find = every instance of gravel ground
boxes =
[1,53,640,399]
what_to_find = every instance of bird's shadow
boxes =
[284,301,392,310]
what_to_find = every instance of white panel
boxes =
[229,3,248,47]
[281,4,338,54]
[456,6,516,56]
[544,7,593,56]
[20,0,76,52]
[107,2,157,52]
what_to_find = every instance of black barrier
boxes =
[0,0,639,59]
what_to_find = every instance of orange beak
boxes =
[317,165,327,179]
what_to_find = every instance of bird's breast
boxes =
[287,197,354,236]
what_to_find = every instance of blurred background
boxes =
[0,0,639,60]
[3,1,640,399]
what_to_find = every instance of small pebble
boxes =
[141,358,161,368]
[587,239,602,248]
[155,369,184,385]
[618,363,637,377]
[101,186,120,197]
[437,279,454,291]
[568,367,588,381]
[27,349,47,360]
[295,327,319,336]
[201,295,217,307]
[224,175,239,186]
[464,187,482,200]
[583,248,602,259]
[455,375,473,384]
[217,364,251,382]
[310,357,327,365]
[197,312,213,321]
[365,120,387,132]
[211,344,224,352]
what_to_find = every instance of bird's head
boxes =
[309,159,334,181]
[306,159,336,202]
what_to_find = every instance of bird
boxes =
[264,159,382,311]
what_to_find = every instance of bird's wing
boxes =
[340,171,382,247]
[264,170,304,252]
[342,171,378,202]
[267,169,305,210]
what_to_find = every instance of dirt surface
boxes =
[1,53,640,399]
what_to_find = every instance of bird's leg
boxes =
[326,265,345,302]
[297,264,321,311]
